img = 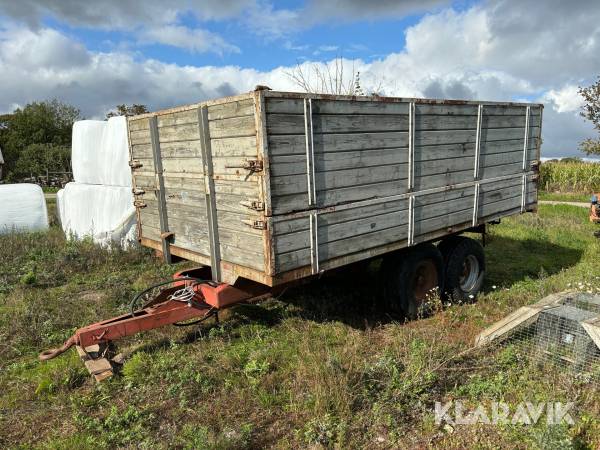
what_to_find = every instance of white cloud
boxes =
[138,25,240,55]
[0,1,248,54]
[0,0,252,28]
[545,85,585,113]
[0,0,599,156]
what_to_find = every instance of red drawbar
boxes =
[39,267,267,360]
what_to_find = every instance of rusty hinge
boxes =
[134,200,147,208]
[532,173,539,182]
[129,160,143,169]
[242,219,267,230]
[240,200,265,211]
[530,160,540,172]
[132,188,145,195]
[226,159,263,172]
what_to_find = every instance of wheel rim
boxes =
[411,259,438,301]
[459,254,480,292]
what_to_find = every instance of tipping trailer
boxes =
[41,89,542,375]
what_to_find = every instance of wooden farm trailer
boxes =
[41,89,543,372]
[128,89,541,285]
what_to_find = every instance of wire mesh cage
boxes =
[476,292,600,381]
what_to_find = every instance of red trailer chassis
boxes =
[39,267,272,362]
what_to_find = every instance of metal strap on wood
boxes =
[521,173,528,213]
[148,116,172,263]
[198,106,222,282]
[407,195,415,246]
[309,211,319,274]
[474,104,483,180]
[304,98,317,207]
[521,106,531,212]
[472,104,483,226]
[407,101,416,191]
[472,183,480,227]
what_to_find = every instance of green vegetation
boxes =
[540,160,600,193]
[538,191,591,203]
[0,99,79,181]
[1,204,600,448]
[579,77,600,156]
[0,101,149,183]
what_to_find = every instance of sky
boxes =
[0,0,599,158]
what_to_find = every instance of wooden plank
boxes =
[268,129,540,157]
[265,98,541,117]
[158,109,198,128]
[275,189,536,272]
[144,199,206,223]
[271,172,536,216]
[159,123,200,143]
[267,112,534,136]
[131,140,203,159]
[213,179,261,197]
[128,118,149,132]
[267,113,409,135]
[143,222,210,254]
[269,145,538,178]
[211,136,257,157]
[475,306,545,347]
[266,98,409,115]
[208,115,256,139]
[207,99,255,120]
[273,180,532,256]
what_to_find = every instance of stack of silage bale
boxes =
[57,116,136,247]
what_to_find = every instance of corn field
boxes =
[539,161,600,193]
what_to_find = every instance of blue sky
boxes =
[0,0,599,156]
[46,3,424,70]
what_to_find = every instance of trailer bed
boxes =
[127,90,542,286]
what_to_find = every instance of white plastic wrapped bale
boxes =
[57,182,136,247]
[71,116,131,187]
[0,184,48,233]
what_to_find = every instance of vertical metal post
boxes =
[521,106,531,213]
[149,116,171,263]
[522,106,531,171]
[472,183,480,227]
[472,104,483,226]
[304,98,316,207]
[408,195,415,246]
[474,104,483,180]
[407,102,416,247]
[407,101,416,191]
[309,211,319,274]
[198,106,221,282]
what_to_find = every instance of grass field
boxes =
[538,191,591,203]
[2,203,600,448]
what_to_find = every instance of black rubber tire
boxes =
[382,243,444,320]
[437,235,462,264]
[440,236,485,303]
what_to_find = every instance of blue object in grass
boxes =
[592,195,598,204]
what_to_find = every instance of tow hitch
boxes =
[39,267,271,380]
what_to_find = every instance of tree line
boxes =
[0,101,147,183]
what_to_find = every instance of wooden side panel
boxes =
[129,95,267,279]
[207,98,266,273]
[265,97,541,215]
[266,95,542,275]
[272,177,537,272]
[130,109,210,256]
[130,92,542,286]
